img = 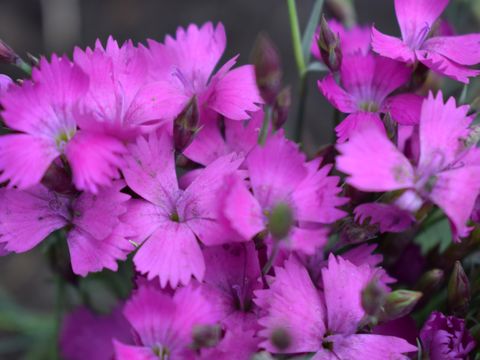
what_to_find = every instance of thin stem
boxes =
[294,75,308,143]
[53,274,66,360]
[258,106,271,145]
[262,242,280,276]
[287,0,306,77]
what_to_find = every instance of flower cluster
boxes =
[0,0,480,359]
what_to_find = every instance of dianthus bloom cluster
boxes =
[1,0,480,359]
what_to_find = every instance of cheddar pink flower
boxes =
[220,131,347,254]
[122,130,242,288]
[254,256,416,359]
[337,92,480,240]
[146,22,262,123]
[372,0,480,83]
[114,284,219,360]
[0,55,126,192]
[318,53,422,142]
[0,181,132,275]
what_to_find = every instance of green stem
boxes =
[53,275,66,360]
[262,242,280,275]
[294,75,308,143]
[287,0,306,77]
[15,58,32,76]
[258,106,271,145]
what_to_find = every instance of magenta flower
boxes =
[420,311,475,359]
[311,20,372,59]
[60,306,133,360]
[0,74,12,95]
[219,131,347,255]
[372,0,480,83]
[199,327,260,360]
[146,22,262,123]
[122,130,242,288]
[318,53,423,142]
[73,37,178,141]
[114,283,219,359]
[0,55,126,192]
[254,255,416,359]
[201,243,262,330]
[355,203,415,233]
[0,181,132,275]
[337,92,480,240]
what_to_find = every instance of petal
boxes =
[322,255,373,335]
[430,165,480,241]
[223,175,264,240]
[208,64,263,120]
[395,0,448,47]
[336,126,414,192]
[422,34,480,66]
[383,93,423,125]
[335,112,386,143]
[225,110,264,155]
[246,131,308,207]
[254,257,326,353]
[418,92,473,169]
[133,222,205,288]
[65,130,126,193]
[371,26,416,63]
[0,134,58,188]
[317,74,357,113]
[355,203,415,233]
[123,131,178,205]
[183,121,229,166]
[416,49,480,83]
[288,227,329,255]
[0,186,67,253]
[329,333,417,359]
[114,341,157,360]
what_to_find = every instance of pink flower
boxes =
[0,181,132,275]
[73,37,176,141]
[145,22,262,123]
[355,203,415,233]
[201,243,262,330]
[0,55,126,192]
[312,20,372,59]
[60,306,133,360]
[114,283,220,359]
[219,131,347,255]
[199,327,260,360]
[372,0,480,83]
[254,255,416,359]
[336,92,480,240]
[318,53,423,142]
[122,130,242,288]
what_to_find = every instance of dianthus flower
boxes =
[254,255,416,359]
[337,92,480,240]
[122,130,242,288]
[318,53,422,142]
[372,0,480,83]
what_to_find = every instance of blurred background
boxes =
[0,0,478,359]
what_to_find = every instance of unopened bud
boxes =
[270,327,291,351]
[271,86,291,130]
[448,261,471,317]
[464,125,480,148]
[381,290,422,321]
[173,96,200,153]
[0,39,18,64]
[362,279,387,318]
[251,33,282,104]
[317,16,342,72]
[267,203,294,240]
[414,269,444,296]
[191,324,221,349]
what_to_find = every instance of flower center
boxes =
[359,101,379,113]
[55,129,76,152]
[152,345,170,360]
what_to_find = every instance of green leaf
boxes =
[414,216,452,255]
[306,61,328,73]
[301,0,325,63]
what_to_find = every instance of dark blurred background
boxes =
[0,0,478,358]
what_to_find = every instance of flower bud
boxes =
[317,15,342,72]
[251,33,282,104]
[271,86,291,130]
[0,39,18,64]
[173,96,200,153]
[267,203,294,240]
[448,261,471,317]
[270,327,292,351]
[381,290,422,321]
[191,324,221,349]
[414,269,444,296]
[361,279,387,318]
